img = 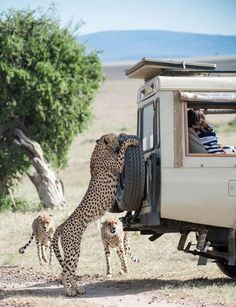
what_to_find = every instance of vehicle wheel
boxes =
[216,261,236,279]
[214,246,236,279]
[115,134,145,212]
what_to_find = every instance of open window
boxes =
[181,92,236,156]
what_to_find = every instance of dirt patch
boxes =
[0,266,56,285]
[0,265,188,307]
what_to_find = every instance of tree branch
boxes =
[11,128,67,208]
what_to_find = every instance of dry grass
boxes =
[1,209,236,306]
[1,77,236,306]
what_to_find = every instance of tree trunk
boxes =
[11,128,67,208]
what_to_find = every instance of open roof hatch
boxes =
[125,58,217,80]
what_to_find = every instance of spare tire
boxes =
[115,134,145,212]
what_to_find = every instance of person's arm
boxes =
[188,128,207,153]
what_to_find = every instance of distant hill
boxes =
[78,30,236,62]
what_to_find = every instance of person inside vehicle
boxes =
[188,108,236,154]
[188,109,207,153]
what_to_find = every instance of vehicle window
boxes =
[142,104,154,151]
[137,108,141,138]
[141,101,157,152]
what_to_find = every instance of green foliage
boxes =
[0,8,104,208]
[12,198,42,213]
[0,195,12,212]
[215,117,236,133]
[0,195,41,212]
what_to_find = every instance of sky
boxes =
[0,0,236,36]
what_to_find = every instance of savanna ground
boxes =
[1,69,236,307]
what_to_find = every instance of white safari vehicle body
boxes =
[113,58,236,279]
[148,76,236,228]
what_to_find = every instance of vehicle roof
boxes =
[125,58,217,80]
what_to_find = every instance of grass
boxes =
[215,117,236,133]
[1,78,236,306]
[208,113,236,146]
[1,209,236,306]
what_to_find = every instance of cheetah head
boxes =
[96,133,120,153]
[39,214,53,231]
[103,218,122,235]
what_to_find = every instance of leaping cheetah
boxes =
[52,133,139,296]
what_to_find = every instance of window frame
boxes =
[140,99,159,153]
[184,101,236,157]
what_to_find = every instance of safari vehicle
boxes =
[112,58,236,279]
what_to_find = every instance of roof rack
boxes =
[125,58,217,80]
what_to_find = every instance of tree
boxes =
[0,8,104,209]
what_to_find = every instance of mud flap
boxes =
[228,228,236,266]
[198,256,208,265]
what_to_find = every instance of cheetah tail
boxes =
[124,232,140,263]
[19,233,34,254]
[52,227,64,267]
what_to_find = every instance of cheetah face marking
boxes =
[103,218,121,235]
[39,215,53,232]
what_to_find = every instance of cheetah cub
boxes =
[19,214,55,265]
[52,133,139,296]
[101,218,139,277]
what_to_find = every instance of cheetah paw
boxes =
[76,286,86,294]
[131,139,139,146]
[66,289,77,297]
[119,268,128,275]
[125,138,139,147]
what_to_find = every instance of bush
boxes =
[0,8,104,209]
[0,195,41,213]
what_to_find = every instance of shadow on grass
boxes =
[1,275,236,301]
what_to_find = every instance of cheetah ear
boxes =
[96,139,99,144]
